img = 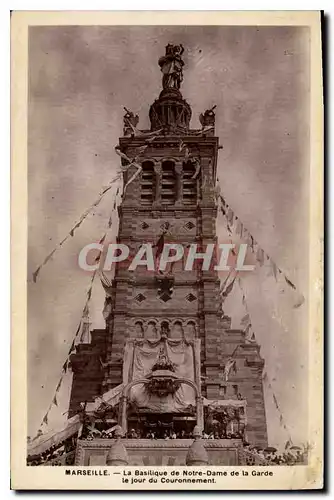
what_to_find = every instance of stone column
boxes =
[175,161,183,207]
[153,162,162,207]
[186,426,208,466]
[106,426,128,466]
[196,395,204,434]
[120,395,128,436]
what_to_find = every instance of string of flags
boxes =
[262,371,294,449]
[39,268,98,430]
[220,270,238,303]
[218,193,305,309]
[32,134,153,285]
[32,178,121,283]
[36,194,118,434]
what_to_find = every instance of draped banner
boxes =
[123,338,197,413]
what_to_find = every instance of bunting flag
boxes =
[293,294,305,309]
[99,270,113,296]
[263,376,294,446]
[235,218,243,236]
[124,163,143,190]
[56,378,62,392]
[218,193,304,309]
[34,215,114,435]
[221,274,237,301]
[219,270,232,294]
[32,176,120,283]
[240,313,250,328]
[223,358,237,381]
[115,146,148,191]
[256,247,265,266]
[272,393,279,410]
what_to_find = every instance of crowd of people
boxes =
[83,426,245,441]
[243,445,308,466]
[27,438,76,466]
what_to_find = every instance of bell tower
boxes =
[69,44,268,459]
[101,44,220,397]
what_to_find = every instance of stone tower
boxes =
[69,44,268,457]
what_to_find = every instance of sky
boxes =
[28,25,310,448]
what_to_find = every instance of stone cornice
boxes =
[77,438,242,450]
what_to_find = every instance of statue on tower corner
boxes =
[158,44,185,90]
[123,107,139,136]
[199,105,216,128]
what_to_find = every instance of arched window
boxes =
[161,161,176,205]
[141,161,155,205]
[185,321,196,341]
[183,160,197,204]
[171,321,184,339]
[145,321,158,339]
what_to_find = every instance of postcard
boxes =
[11,10,323,490]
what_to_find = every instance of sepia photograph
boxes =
[11,10,323,490]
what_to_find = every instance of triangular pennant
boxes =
[69,340,76,354]
[293,294,305,309]
[227,207,234,224]
[99,234,106,245]
[108,216,113,228]
[279,414,284,425]
[268,259,278,280]
[42,248,57,266]
[240,313,250,328]
[32,266,41,283]
[95,251,102,263]
[222,275,236,300]
[235,219,242,236]
[56,378,62,392]
[272,393,279,410]
[62,360,68,373]
[82,303,89,317]
[285,275,296,290]
[52,394,58,407]
[256,247,265,266]
[42,413,48,425]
